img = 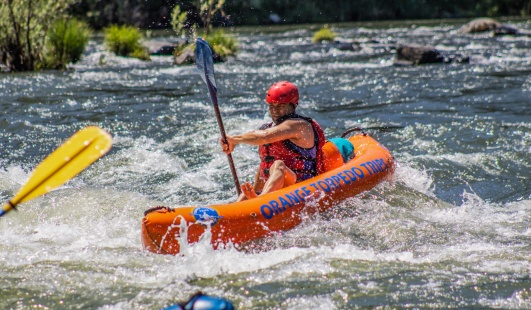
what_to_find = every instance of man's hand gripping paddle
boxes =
[1,126,112,217]
[195,38,241,195]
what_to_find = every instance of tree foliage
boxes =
[171,0,238,63]
[235,0,531,24]
[199,0,226,35]
[70,0,531,30]
[171,4,188,36]
[171,0,226,37]
[0,0,77,71]
[45,18,91,69]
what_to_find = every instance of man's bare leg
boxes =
[260,160,297,195]
[238,160,296,201]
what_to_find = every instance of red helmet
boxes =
[265,81,299,105]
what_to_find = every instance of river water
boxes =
[1,19,530,309]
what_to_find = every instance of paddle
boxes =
[1,126,112,217]
[195,38,241,195]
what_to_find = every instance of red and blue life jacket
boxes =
[258,114,325,182]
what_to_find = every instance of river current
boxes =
[1,19,530,309]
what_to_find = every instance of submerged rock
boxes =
[459,18,519,35]
[174,46,225,65]
[459,18,500,33]
[332,40,361,52]
[395,45,443,65]
[174,46,195,65]
[145,40,180,56]
[394,44,469,66]
[493,26,519,36]
[444,54,470,64]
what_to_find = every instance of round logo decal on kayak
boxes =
[192,207,221,226]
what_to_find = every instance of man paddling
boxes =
[220,81,326,202]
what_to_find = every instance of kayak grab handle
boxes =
[144,206,173,216]
[341,127,367,138]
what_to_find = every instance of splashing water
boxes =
[1,20,530,309]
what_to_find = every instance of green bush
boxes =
[313,27,337,43]
[205,30,238,58]
[103,25,150,60]
[173,30,238,64]
[44,18,91,69]
[0,0,77,71]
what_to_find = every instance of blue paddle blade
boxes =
[195,38,217,93]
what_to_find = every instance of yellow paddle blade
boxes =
[1,126,112,216]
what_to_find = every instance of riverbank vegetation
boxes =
[0,0,79,71]
[69,0,531,29]
[44,18,91,69]
[2,0,529,72]
[202,30,238,59]
[313,27,337,43]
[171,0,238,62]
[104,25,150,61]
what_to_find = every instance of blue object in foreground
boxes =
[192,207,222,226]
[329,137,354,162]
[162,292,234,310]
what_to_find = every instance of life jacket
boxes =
[258,113,325,182]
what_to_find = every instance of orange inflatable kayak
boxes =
[141,133,394,255]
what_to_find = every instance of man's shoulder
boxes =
[283,118,313,127]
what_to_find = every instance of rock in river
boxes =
[394,44,469,66]
[459,18,519,35]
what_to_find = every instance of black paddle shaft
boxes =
[195,38,241,195]
[208,82,242,195]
